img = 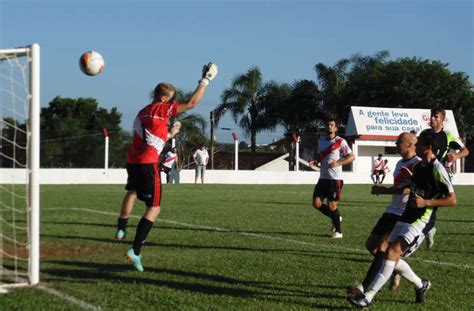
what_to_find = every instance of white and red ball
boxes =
[79,51,105,76]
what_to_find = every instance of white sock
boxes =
[394,259,423,288]
[365,260,396,301]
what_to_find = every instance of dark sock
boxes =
[132,217,154,255]
[331,209,341,233]
[362,251,386,290]
[317,204,333,218]
[117,217,128,231]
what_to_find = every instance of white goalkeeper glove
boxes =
[167,121,181,139]
[199,62,218,86]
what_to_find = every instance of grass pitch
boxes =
[1,184,473,310]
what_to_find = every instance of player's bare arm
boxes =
[412,192,457,208]
[331,153,355,168]
[447,147,469,162]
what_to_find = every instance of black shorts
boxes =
[371,213,402,235]
[372,169,385,175]
[125,163,161,207]
[313,179,343,201]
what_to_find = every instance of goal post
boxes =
[0,43,40,287]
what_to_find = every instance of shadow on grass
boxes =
[40,233,369,264]
[42,260,352,309]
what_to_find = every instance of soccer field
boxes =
[1,184,473,310]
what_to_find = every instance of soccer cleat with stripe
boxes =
[415,279,431,303]
[125,248,144,272]
[346,284,364,297]
[347,293,371,308]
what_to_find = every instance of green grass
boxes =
[1,184,473,310]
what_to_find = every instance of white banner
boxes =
[346,106,459,137]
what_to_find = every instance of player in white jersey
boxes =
[309,118,355,239]
[347,132,420,296]
[161,147,178,183]
[371,154,385,184]
[348,130,456,307]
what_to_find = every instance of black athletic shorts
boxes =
[372,169,385,175]
[313,179,343,201]
[371,213,402,235]
[125,163,161,207]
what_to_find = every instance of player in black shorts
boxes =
[421,107,469,249]
[348,130,456,308]
[309,119,355,239]
[347,132,420,296]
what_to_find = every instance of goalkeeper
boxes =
[114,62,218,272]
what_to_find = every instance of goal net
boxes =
[0,44,40,288]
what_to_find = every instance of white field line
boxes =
[38,286,100,310]
[46,207,473,270]
[0,268,99,310]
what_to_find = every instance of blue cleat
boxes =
[125,248,144,272]
[115,229,126,241]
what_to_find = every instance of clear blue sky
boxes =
[1,0,472,144]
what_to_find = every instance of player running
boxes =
[347,132,420,296]
[421,107,469,249]
[347,130,456,308]
[309,118,355,239]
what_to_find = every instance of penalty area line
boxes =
[38,286,101,310]
[47,207,473,270]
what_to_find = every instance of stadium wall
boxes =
[1,169,473,185]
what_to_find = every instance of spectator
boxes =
[193,145,209,183]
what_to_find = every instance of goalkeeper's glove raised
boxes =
[167,121,181,139]
[199,62,218,86]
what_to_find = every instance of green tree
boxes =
[169,89,209,168]
[1,117,27,168]
[215,66,289,169]
[40,96,128,167]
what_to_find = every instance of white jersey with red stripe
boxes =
[162,151,178,169]
[127,101,179,164]
[385,155,421,215]
[318,135,352,180]
[373,158,384,171]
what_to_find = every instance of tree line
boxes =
[1,51,472,169]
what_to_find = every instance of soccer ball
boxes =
[79,51,105,76]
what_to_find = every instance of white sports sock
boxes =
[365,260,396,301]
[394,259,423,288]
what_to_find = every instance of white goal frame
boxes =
[0,43,40,287]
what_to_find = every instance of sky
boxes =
[1,0,472,144]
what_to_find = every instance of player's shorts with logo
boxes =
[125,163,161,207]
[371,213,402,235]
[313,179,343,201]
[389,221,426,258]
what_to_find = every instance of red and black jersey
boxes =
[127,101,179,164]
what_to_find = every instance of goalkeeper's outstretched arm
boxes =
[177,62,218,114]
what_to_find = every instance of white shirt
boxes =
[385,156,421,215]
[317,135,352,180]
[193,148,209,165]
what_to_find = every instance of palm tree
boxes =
[314,58,350,122]
[214,66,289,169]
